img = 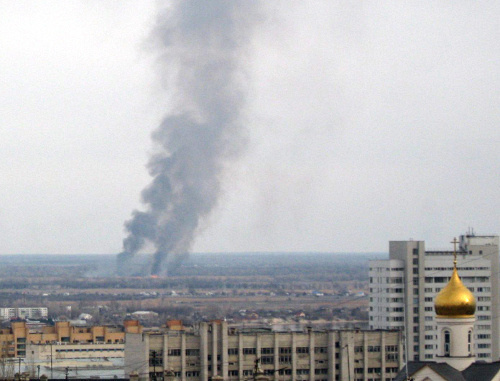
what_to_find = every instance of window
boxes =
[468,330,472,353]
[261,348,273,354]
[243,348,256,355]
[261,356,273,364]
[477,325,491,330]
[296,347,309,354]
[228,370,238,377]
[185,349,199,356]
[444,331,450,356]
[168,349,181,356]
[279,347,292,354]
[386,353,397,361]
[149,351,163,366]
[279,355,291,364]
[228,348,238,355]
[315,347,328,354]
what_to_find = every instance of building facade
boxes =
[0,321,126,358]
[125,321,403,381]
[25,341,124,373]
[0,307,48,320]
[369,233,499,362]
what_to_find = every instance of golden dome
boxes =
[434,266,476,318]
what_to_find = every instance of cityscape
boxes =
[1,1,499,381]
[0,231,497,380]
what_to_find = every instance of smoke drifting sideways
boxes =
[117,1,259,276]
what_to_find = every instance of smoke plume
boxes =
[118,1,257,275]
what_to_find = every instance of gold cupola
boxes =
[434,238,476,318]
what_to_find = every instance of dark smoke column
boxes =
[118,1,258,275]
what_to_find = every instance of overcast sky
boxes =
[0,1,499,255]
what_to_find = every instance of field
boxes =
[0,252,384,327]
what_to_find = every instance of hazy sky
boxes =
[1,1,499,255]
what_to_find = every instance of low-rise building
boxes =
[25,341,125,372]
[125,321,403,381]
[0,321,126,358]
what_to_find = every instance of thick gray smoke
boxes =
[118,1,257,275]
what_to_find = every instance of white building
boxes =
[394,246,500,381]
[369,233,499,362]
[0,307,48,320]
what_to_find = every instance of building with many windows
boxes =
[0,307,48,320]
[393,244,500,381]
[125,320,403,381]
[0,320,126,358]
[369,233,499,362]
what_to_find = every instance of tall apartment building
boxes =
[369,233,499,362]
[125,321,403,381]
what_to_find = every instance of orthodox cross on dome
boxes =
[451,237,459,267]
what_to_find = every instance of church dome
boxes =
[434,265,476,318]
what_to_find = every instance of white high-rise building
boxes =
[369,232,499,362]
[0,307,48,320]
